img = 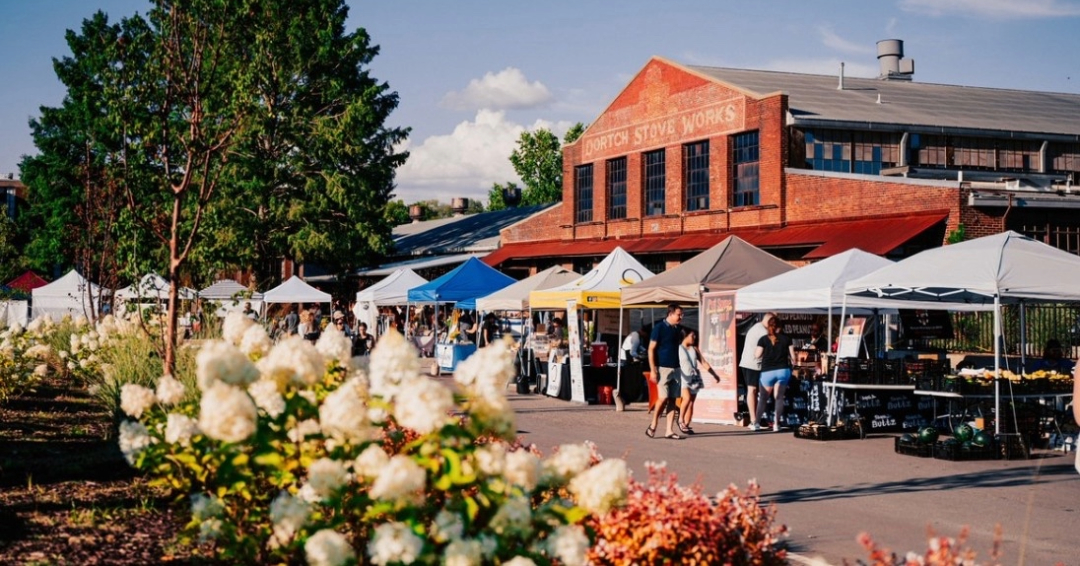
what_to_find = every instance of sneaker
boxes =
[773,423,781,433]
[750,422,761,432]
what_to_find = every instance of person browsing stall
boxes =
[620,323,651,363]
[755,316,796,432]
[739,312,775,431]
[1031,339,1075,373]
[647,304,686,440]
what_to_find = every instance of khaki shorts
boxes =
[656,367,681,399]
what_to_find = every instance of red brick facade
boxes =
[498,57,970,266]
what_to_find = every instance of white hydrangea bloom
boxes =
[392,375,453,434]
[353,445,390,480]
[316,326,353,368]
[306,458,349,499]
[59,350,69,359]
[287,418,322,443]
[368,522,423,566]
[453,340,515,399]
[489,495,533,537]
[24,343,51,359]
[369,455,426,503]
[269,491,311,548]
[199,518,224,543]
[120,383,157,419]
[118,420,152,465]
[430,509,464,543]
[473,442,506,477]
[198,382,258,443]
[444,538,484,566]
[164,413,200,446]
[503,449,540,491]
[27,317,45,334]
[238,324,272,357]
[569,458,629,514]
[367,330,419,399]
[33,364,49,377]
[74,315,89,328]
[297,483,321,504]
[541,443,593,484]
[257,335,326,388]
[546,525,589,566]
[248,379,286,418]
[190,493,225,520]
[222,311,254,346]
[196,340,260,391]
[156,374,186,405]
[504,557,537,566]
[320,378,375,443]
[305,529,356,566]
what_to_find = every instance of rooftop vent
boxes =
[877,39,915,81]
[503,186,522,207]
[409,204,423,223]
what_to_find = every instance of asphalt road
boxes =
[506,390,1078,565]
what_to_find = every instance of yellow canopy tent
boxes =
[529,247,655,309]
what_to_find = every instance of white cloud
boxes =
[818,27,875,56]
[899,0,1080,18]
[440,67,553,111]
[392,110,576,204]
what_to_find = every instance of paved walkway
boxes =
[505,389,1078,565]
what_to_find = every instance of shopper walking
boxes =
[676,327,719,435]
[755,316,796,432]
[647,304,685,440]
[739,312,774,430]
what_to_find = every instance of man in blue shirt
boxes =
[647,304,685,440]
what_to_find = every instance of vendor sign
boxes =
[695,291,738,424]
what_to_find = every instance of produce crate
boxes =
[933,440,997,461]
[835,359,872,384]
[894,437,934,458]
[794,423,861,441]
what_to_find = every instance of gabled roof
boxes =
[685,63,1080,138]
[5,270,48,292]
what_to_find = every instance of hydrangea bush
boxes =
[119,312,628,565]
[0,318,56,402]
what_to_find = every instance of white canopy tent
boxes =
[844,231,1080,434]
[114,273,197,302]
[199,279,263,317]
[262,276,332,305]
[353,268,428,335]
[31,269,105,321]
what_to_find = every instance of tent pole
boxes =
[1019,301,1027,374]
[994,295,1001,436]
[615,304,624,411]
[828,296,849,427]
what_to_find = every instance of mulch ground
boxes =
[0,376,214,565]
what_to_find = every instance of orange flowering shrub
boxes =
[586,462,787,565]
[850,525,1062,566]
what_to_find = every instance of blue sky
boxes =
[3,0,1080,204]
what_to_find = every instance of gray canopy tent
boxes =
[844,231,1080,434]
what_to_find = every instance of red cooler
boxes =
[590,343,608,367]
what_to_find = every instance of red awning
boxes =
[483,212,948,266]
[4,270,49,292]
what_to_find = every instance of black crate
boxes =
[933,440,997,461]
[894,437,934,457]
[795,423,860,441]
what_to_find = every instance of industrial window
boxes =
[913,134,949,168]
[997,139,1040,171]
[684,140,710,211]
[607,157,627,220]
[575,164,593,224]
[643,149,666,216]
[852,131,900,174]
[733,131,759,207]
[953,137,996,170]
[805,130,849,173]
[1050,142,1080,174]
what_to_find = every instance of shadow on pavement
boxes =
[764,460,1076,504]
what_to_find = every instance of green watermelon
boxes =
[899,433,916,444]
[953,424,974,443]
[918,426,939,444]
[971,431,991,447]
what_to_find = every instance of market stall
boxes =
[31,269,106,321]
[621,236,793,421]
[407,257,515,372]
[530,247,655,403]
[353,268,427,338]
[844,231,1080,438]
[262,276,332,307]
[199,279,263,317]
[115,273,198,316]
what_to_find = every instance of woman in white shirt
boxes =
[677,327,718,435]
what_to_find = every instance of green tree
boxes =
[0,216,28,283]
[385,199,411,226]
[510,122,586,206]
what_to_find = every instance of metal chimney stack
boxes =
[877,39,914,81]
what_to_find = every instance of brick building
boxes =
[484,40,1080,276]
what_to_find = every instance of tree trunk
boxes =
[164,194,182,376]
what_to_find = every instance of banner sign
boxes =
[695,291,738,424]
[837,317,867,359]
[566,302,586,403]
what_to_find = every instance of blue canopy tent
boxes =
[407,257,515,372]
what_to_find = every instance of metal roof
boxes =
[390,204,552,257]
[687,65,1080,139]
